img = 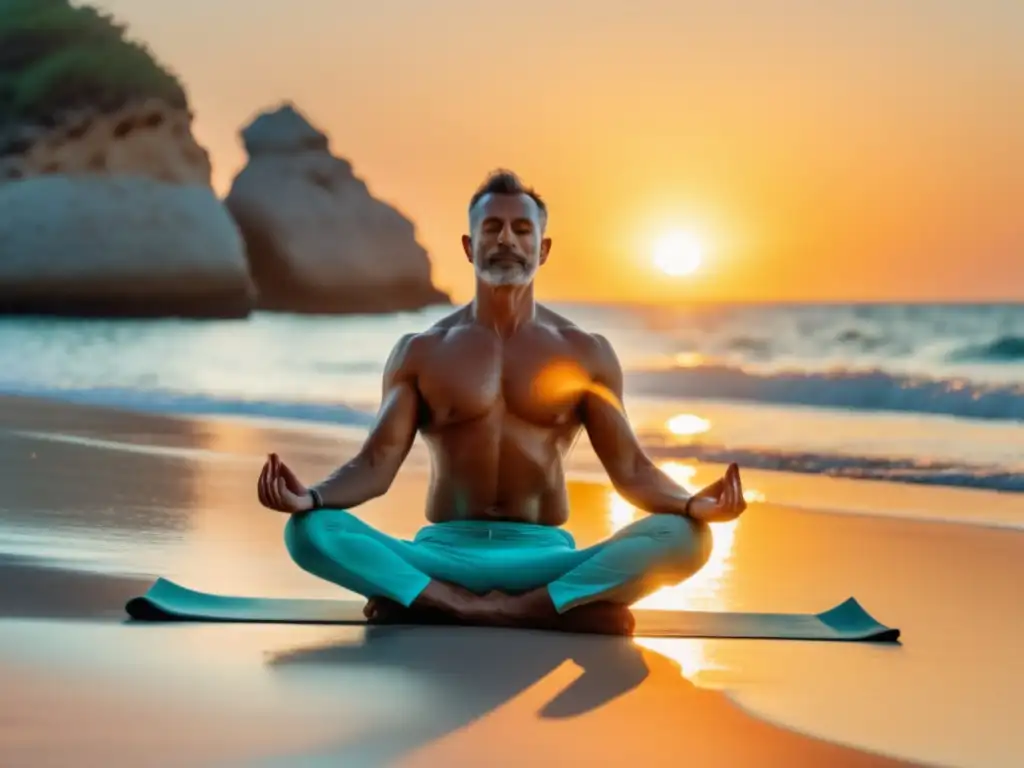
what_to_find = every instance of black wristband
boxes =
[309,488,324,510]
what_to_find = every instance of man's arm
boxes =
[310,333,423,509]
[579,334,692,516]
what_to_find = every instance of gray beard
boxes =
[476,260,537,286]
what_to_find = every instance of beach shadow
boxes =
[263,626,917,767]
[264,624,655,764]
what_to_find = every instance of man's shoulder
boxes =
[388,306,471,362]
[536,304,618,365]
[429,304,474,331]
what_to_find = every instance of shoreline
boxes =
[1,390,1019,533]
[0,336,1020,496]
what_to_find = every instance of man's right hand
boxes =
[257,453,315,514]
[686,463,747,523]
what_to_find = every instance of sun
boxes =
[653,231,704,276]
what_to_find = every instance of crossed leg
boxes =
[284,509,713,634]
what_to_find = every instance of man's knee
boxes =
[284,508,357,565]
[646,515,713,577]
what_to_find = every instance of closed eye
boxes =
[481,217,535,234]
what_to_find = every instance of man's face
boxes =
[463,193,551,287]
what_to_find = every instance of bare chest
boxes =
[416,331,588,429]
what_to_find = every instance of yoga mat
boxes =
[125,578,900,642]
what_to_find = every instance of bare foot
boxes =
[404,579,490,624]
[364,591,510,627]
[363,596,408,624]
[554,602,635,635]
[367,587,634,635]
[458,592,635,634]
[363,597,462,626]
[459,590,535,628]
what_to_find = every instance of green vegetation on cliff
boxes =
[0,0,186,133]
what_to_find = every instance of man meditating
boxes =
[256,170,747,634]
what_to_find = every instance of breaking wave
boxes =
[947,335,1024,363]
[626,365,1024,422]
[639,441,1024,494]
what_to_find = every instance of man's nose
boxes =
[497,223,513,243]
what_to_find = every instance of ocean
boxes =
[1,301,1021,499]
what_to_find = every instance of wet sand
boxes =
[1,395,1022,766]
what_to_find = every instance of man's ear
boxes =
[461,234,473,262]
[539,237,552,266]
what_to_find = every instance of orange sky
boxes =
[96,0,1024,304]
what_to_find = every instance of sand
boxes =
[1,394,1022,766]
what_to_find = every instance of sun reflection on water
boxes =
[666,413,711,437]
[608,490,639,529]
[607,460,763,683]
[658,460,697,486]
[673,352,705,368]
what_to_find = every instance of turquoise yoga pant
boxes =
[284,509,713,613]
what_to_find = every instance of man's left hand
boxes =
[686,463,748,523]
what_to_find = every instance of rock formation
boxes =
[0,99,212,186]
[0,176,253,317]
[0,0,252,316]
[225,103,450,314]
